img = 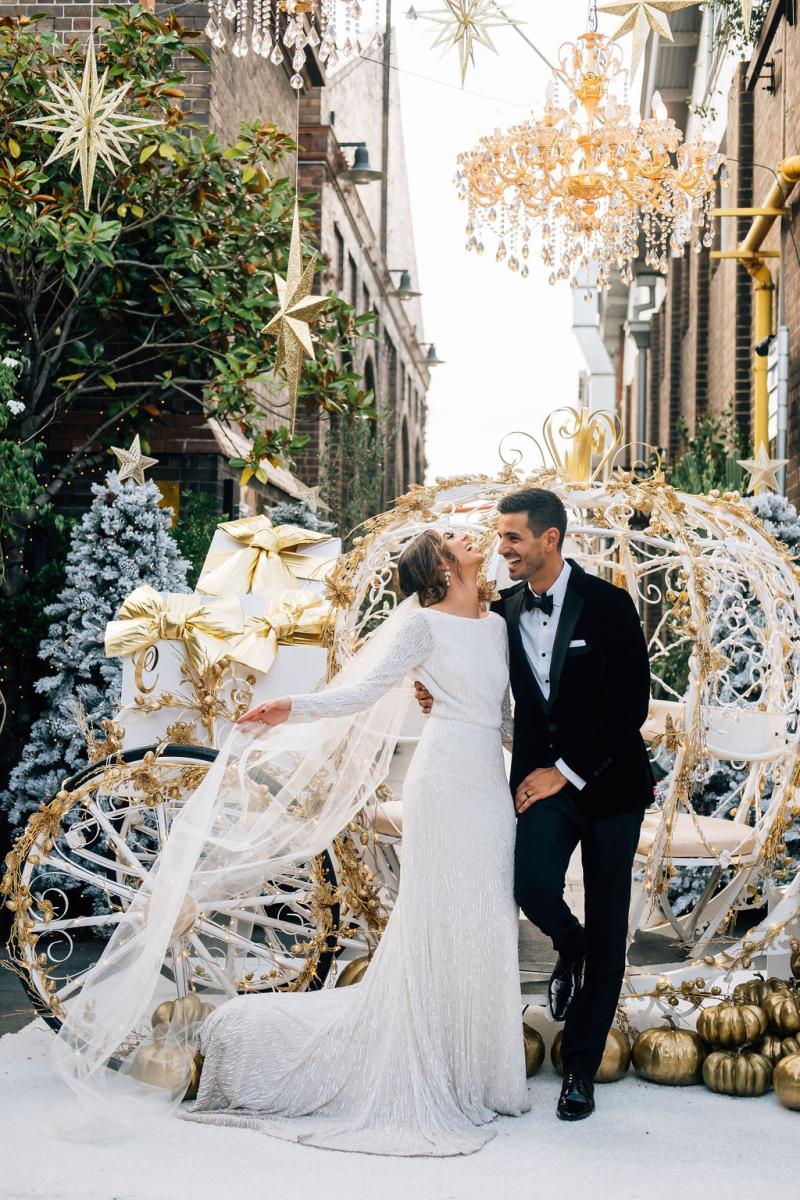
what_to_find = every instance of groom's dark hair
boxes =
[497,488,567,549]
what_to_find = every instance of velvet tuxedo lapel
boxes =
[506,587,548,713]
[547,562,585,711]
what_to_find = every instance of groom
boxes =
[416,488,654,1121]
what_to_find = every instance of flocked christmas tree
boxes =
[1,470,190,845]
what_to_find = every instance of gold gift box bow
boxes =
[197,515,336,598]
[231,590,331,676]
[105,586,259,675]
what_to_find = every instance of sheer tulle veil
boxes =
[52,594,422,1135]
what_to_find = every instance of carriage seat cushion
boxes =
[373,800,403,837]
[637,811,756,859]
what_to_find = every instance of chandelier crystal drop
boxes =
[206,0,382,85]
[455,30,725,290]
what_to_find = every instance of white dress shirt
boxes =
[518,560,586,791]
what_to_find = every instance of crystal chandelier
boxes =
[454,27,726,289]
[205,0,385,89]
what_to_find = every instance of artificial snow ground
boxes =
[2,1017,796,1200]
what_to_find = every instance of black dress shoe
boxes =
[557,1072,595,1122]
[548,954,584,1021]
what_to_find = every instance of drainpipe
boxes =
[746,262,774,456]
[737,156,800,457]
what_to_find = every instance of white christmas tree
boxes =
[1,471,190,846]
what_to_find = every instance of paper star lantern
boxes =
[111,435,159,485]
[263,202,328,430]
[598,1,701,76]
[416,0,518,86]
[737,444,788,494]
[21,36,161,209]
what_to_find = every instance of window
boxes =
[348,253,358,310]
[334,226,345,291]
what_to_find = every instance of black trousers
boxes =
[514,789,643,1079]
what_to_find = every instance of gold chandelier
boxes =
[455,27,726,289]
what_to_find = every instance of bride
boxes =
[183,527,529,1155]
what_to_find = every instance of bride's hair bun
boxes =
[397,529,459,607]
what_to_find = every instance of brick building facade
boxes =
[18,1,429,529]
[596,1,799,499]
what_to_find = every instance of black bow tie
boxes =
[523,589,554,616]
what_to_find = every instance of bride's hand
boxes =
[237,697,292,727]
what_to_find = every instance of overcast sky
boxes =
[392,1,631,479]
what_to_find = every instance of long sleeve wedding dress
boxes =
[184,608,529,1156]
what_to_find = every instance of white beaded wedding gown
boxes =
[185,608,529,1156]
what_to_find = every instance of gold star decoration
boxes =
[111,435,158,485]
[598,1,702,76]
[21,36,161,209]
[416,0,519,86]
[737,443,788,494]
[263,202,328,430]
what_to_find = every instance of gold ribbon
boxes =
[105,586,254,674]
[230,590,331,676]
[197,516,336,598]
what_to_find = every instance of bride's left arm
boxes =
[239,611,435,727]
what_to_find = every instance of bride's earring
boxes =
[443,569,452,588]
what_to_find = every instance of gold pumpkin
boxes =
[130,1040,196,1094]
[702,1050,772,1097]
[335,955,370,987]
[763,990,800,1037]
[523,1025,545,1077]
[184,1051,204,1102]
[151,993,207,1031]
[631,1022,705,1086]
[732,975,788,1007]
[696,1002,767,1048]
[758,1033,789,1065]
[790,936,800,982]
[551,1028,631,1083]
[774,1052,800,1111]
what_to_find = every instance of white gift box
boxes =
[197,523,341,601]
[115,592,330,750]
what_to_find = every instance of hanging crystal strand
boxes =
[270,0,284,62]
[260,0,273,55]
[371,0,383,49]
[251,0,263,53]
[326,0,339,67]
[233,0,248,56]
[205,0,219,43]
[224,0,237,21]
[207,0,227,47]
[342,0,353,57]
[351,0,363,53]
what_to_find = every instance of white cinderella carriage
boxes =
[7,407,800,1040]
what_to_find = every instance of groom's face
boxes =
[497,513,559,582]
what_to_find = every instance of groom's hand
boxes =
[515,767,567,814]
[414,681,433,714]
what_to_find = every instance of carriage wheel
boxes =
[4,744,340,1032]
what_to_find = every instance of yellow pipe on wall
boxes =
[745,263,774,456]
[736,156,800,458]
[739,156,800,256]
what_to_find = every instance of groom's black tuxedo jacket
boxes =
[492,559,655,817]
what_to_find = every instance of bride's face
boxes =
[441,529,483,571]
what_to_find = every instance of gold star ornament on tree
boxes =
[21,36,161,209]
[737,444,788,494]
[598,1,702,76]
[416,1,519,86]
[111,435,159,486]
[263,202,328,430]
